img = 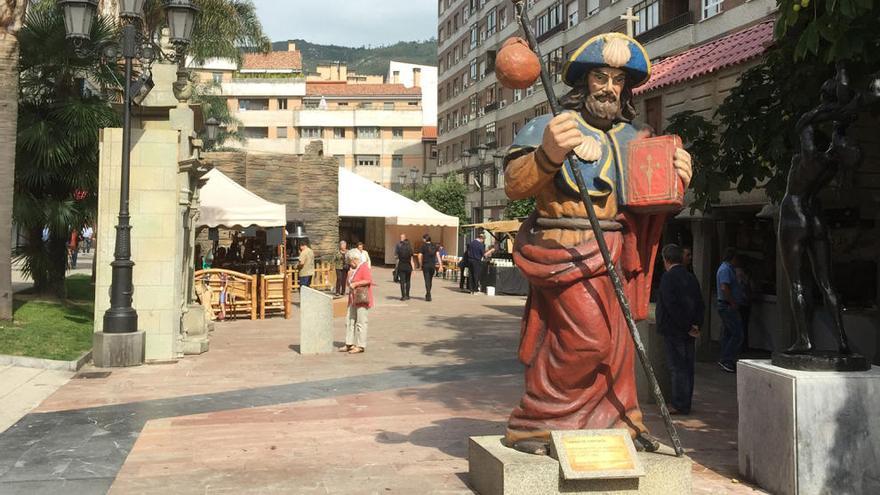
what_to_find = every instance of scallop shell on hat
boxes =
[602,36,632,68]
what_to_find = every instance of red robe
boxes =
[506,211,666,441]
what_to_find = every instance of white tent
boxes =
[198,168,286,228]
[337,167,459,263]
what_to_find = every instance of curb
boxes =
[0,350,92,372]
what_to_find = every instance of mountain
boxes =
[270,39,437,76]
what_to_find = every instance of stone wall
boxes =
[204,141,339,257]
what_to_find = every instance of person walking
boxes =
[81,224,93,253]
[395,236,414,300]
[716,248,746,373]
[67,228,80,269]
[656,244,705,415]
[297,240,315,288]
[418,234,442,301]
[355,241,371,266]
[465,233,486,294]
[332,240,349,296]
[340,252,373,354]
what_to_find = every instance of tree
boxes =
[0,1,29,319]
[665,0,880,210]
[14,1,120,297]
[410,179,468,226]
[504,198,535,219]
[192,81,246,151]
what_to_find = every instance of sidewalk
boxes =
[0,267,765,494]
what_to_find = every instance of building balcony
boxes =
[294,109,424,128]
[221,79,306,97]
[635,12,693,45]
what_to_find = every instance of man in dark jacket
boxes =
[656,244,705,415]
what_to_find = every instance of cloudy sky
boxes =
[252,0,438,47]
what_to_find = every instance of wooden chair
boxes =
[194,269,258,320]
[287,262,335,292]
[260,273,290,319]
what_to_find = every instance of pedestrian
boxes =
[393,234,408,283]
[332,240,349,296]
[297,240,315,288]
[716,247,746,373]
[67,228,79,269]
[340,251,373,354]
[395,236,414,300]
[355,241,371,266]
[418,234,442,301]
[459,254,468,290]
[465,233,486,294]
[656,244,705,415]
[81,224,93,253]
[437,243,448,277]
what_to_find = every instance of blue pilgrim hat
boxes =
[561,32,651,88]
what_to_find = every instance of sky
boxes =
[252,0,438,47]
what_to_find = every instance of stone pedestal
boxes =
[93,331,145,368]
[738,360,880,495]
[468,436,691,495]
[299,287,333,354]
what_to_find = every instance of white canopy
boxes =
[198,168,286,228]
[337,168,458,227]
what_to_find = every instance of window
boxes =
[587,0,600,16]
[384,101,394,110]
[212,72,223,84]
[392,155,403,167]
[392,127,404,138]
[702,0,722,19]
[357,127,379,139]
[470,23,479,48]
[238,98,269,111]
[277,98,288,110]
[430,145,438,159]
[356,155,380,166]
[499,7,508,29]
[512,122,520,141]
[338,101,349,107]
[634,0,660,35]
[407,101,419,106]
[242,127,268,139]
[485,122,496,144]
[470,59,478,83]
[300,127,322,138]
[567,0,578,27]
[513,88,522,102]
[304,100,319,109]
[334,127,346,138]
[469,94,479,117]
[486,7,497,35]
[277,127,288,138]
[536,2,564,36]
[478,60,486,80]
[545,47,564,83]
[359,101,374,109]
[526,84,535,97]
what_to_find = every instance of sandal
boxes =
[338,345,352,352]
[348,346,364,354]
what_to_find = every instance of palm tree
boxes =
[14,1,120,297]
[0,2,29,320]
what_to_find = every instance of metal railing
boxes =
[635,11,693,45]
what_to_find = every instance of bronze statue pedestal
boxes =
[771,351,870,372]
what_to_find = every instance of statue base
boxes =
[468,435,691,495]
[771,350,870,371]
[738,360,880,495]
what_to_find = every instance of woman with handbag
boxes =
[340,252,373,354]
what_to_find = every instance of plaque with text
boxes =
[550,429,645,480]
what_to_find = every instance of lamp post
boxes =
[398,169,420,196]
[58,0,199,344]
[476,144,489,224]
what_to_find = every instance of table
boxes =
[481,262,529,296]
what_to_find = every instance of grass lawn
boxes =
[0,275,94,361]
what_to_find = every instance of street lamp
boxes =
[399,169,419,196]
[476,144,489,223]
[205,117,220,142]
[58,0,199,339]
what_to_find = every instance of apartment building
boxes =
[190,45,431,189]
[436,0,777,222]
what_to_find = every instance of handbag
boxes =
[353,285,370,305]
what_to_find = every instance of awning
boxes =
[198,168,286,228]
[338,168,458,227]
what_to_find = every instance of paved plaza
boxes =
[0,267,766,494]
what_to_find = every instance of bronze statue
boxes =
[774,65,870,371]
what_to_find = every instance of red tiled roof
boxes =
[241,51,302,71]
[634,20,773,96]
[306,82,421,97]
[422,126,438,140]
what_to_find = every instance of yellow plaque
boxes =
[563,435,635,472]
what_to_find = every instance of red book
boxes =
[621,135,685,213]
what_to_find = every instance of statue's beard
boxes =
[584,91,620,121]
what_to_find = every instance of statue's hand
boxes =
[541,112,583,165]
[673,147,693,189]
